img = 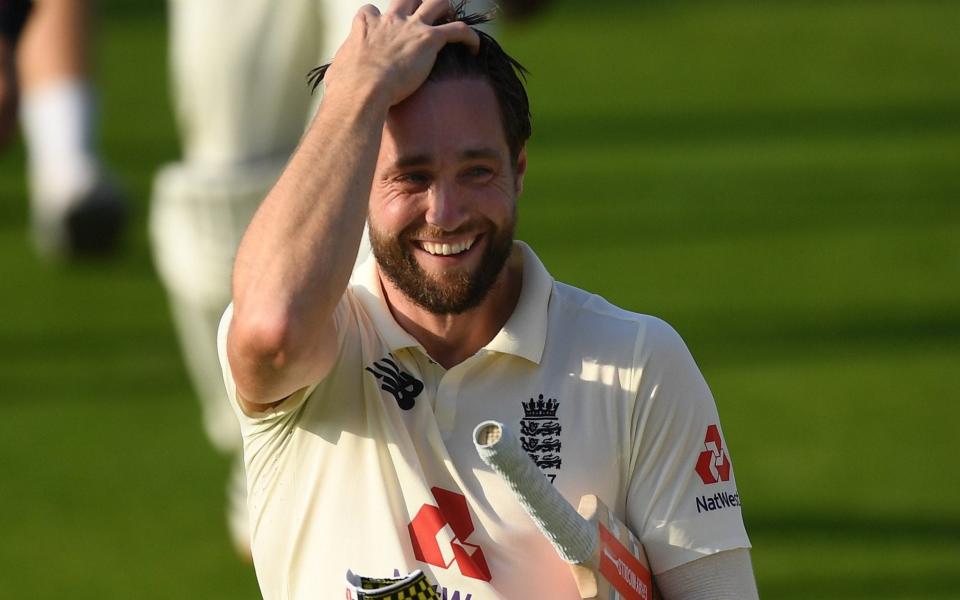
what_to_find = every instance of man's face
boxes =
[369,77,526,315]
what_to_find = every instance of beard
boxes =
[370,217,515,315]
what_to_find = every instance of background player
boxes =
[1,0,126,257]
[151,0,405,556]
[0,0,29,147]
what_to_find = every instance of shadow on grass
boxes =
[762,572,960,600]
[688,308,960,364]
[752,514,960,598]
[533,102,960,147]
[748,512,960,542]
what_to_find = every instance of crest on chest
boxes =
[519,394,562,482]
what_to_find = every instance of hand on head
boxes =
[323,0,481,107]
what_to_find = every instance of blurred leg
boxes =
[16,0,89,89]
[0,0,31,148]
[168,0,321,166]
[0,37,17,148]
[17,0,125,257]
[152,0,325,558]
[153,0,438,558]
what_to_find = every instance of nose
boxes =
[424,180,468,232]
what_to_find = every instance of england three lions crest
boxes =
[520,394,562,482]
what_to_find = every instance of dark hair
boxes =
[307,2,532,162]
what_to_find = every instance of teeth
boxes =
[421,238,475,256]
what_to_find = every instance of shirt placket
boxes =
[438,353,492,439]
[432,369,461,440]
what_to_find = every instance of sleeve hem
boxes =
[650,537,753,575]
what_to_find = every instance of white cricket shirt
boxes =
[218,242,750,599]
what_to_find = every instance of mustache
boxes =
[401,222,486,241]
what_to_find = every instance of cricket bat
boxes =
[473,420,659,600]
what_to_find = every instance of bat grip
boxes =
[474,420,597,564]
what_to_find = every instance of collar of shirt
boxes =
[349,241,552,365]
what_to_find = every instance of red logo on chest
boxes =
[408,487,492,581]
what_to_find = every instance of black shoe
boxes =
[33,178,128,259]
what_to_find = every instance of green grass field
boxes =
[1,1,957,597]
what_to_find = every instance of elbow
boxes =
[227,307,299,401]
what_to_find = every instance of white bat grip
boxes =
[473,420,597,564]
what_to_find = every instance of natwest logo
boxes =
[695,424,731,485]
[408,487,492,582]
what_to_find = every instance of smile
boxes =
[418,237,477,256]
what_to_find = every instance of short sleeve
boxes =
[216,298,351,430]
[625,318,751,574]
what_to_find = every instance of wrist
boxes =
[320,76,394,122]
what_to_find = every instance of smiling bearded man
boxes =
[220,1,758,598]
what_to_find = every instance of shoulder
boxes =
[544,281,703,397]
[549,281,687,355]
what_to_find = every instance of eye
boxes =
[397,172,428,183]
[394,171,430,190]
[462,165,494,180]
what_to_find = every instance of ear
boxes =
[513,146,528,195]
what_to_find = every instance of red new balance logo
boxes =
[408,487,492,582]
[695,424,731,485]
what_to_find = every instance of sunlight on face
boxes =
[369,78,525,314]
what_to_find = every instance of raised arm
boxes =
[227,0,479,408]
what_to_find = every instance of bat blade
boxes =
[473,421,658,600]
[573,495,657,600]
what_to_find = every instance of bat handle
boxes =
[474,420,598,564]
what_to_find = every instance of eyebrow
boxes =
[393,154,432,169]
[460,147,501,161]
[392,147,502,169]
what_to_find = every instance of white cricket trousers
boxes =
[152,0,385,551]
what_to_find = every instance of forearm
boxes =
[229,83,390,403]
[655,548,758,600]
